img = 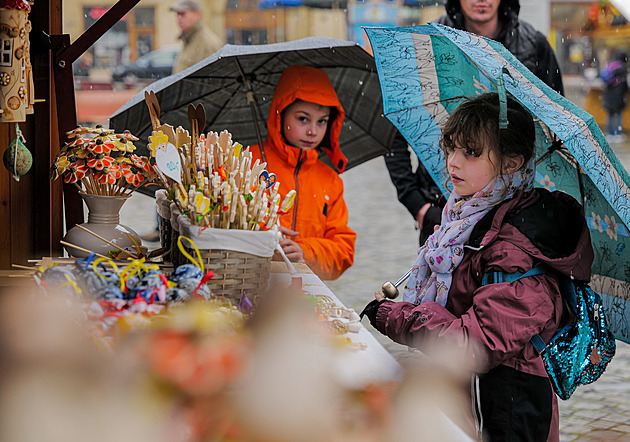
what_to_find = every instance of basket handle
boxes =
[177,235,205,273]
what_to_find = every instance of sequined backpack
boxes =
[482,264,616,400]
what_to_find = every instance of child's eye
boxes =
[317,118,329,125]
[465,147,481,158]
[298,116,308,123]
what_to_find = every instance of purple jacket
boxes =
[374,189,593,440]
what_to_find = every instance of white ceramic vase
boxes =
[63,193,142,258]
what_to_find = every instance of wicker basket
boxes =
[184,247,272,304]
[169,204,183,267]
[155,189,173,250]
[176,215,279,305]
[159,215,172,250]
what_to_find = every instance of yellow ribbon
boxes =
[177,235,204,273]
[93,257,122,290]
[58,273,82,295]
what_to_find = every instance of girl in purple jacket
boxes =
[363,93,593,441]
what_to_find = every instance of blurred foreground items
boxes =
[0,256,475,441]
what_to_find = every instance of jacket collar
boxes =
[178,21,203,44]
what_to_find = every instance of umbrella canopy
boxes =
[109,37,395,174]
[365,24,630,344]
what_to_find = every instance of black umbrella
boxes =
[109,37,396,174]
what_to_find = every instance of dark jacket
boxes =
[385,0,565,242]
[384,130,444,244]
[602,58,629,113]
[437,0,564,95]
[371,189,593,441]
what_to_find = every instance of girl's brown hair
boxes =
[440,92,535,176]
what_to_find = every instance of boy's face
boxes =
[460,0,500,26]
[446,140,498,197]
[281,100,330,150]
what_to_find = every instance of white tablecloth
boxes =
[271,269,402,388]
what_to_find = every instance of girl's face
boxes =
[446,141,498,196]
[282,101,330,150]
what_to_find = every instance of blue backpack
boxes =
[481,264,616,400]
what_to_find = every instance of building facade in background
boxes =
[64,0,630,92]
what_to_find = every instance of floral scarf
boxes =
[402,159,535,306]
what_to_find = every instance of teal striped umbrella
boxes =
[365,24,630,343]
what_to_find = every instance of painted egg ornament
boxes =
[126,278,161,301]
[169,264,203,283]
[165,287,189,302]
[38,266,81,297]
[100,284,125,300]
[178,277,211,300]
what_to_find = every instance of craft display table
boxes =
[2,259,401,387]
[270,262,402,386]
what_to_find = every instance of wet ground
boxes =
[121,139,630,442]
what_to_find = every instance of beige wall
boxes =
[419,5,444,25]
[63,0,227,49]
[285,7,347,41]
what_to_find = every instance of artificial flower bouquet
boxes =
[50,125,157,196]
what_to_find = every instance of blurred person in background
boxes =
[385,0,565,245]
[142,0,224,242]
[600,49,629,143]
[170,0,222,74]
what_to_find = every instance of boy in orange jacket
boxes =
[250,65,356,280]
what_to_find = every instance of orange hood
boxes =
[266,65,347,173]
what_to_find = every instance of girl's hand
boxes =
[360,293,386,326]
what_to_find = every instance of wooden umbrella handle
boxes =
[144,91,161,130]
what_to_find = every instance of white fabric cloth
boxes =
[177,215,281,257]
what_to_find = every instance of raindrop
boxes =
[348,125,352,130]
[358,80,363,85]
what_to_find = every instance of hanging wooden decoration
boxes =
[0,0,34,123]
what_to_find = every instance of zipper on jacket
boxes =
[291,151,303,233]
[472,373,484,441]
[464,244,485,252]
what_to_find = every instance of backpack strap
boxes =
[481,264,550,352]
[481,264,548,286]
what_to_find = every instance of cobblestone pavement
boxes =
[121,141,630,441]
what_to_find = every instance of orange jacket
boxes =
[250,65,356,280]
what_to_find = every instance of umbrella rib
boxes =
[384,95,472,116]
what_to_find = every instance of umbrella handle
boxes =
[144,91,161,130]
[235,58,266,163]
[497,68,509,130]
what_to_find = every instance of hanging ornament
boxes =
[3,122,31,180]
[0,0,34,122]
